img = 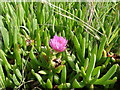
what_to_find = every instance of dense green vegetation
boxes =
[0,1,120,89]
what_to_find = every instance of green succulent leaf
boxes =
[46,79,53,88]
[86,54,96,82]
[94,64,118,84]
[61,66,66,83]
[12,74,20,86]
[0,49,11,70]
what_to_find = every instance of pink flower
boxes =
[49,35,68,52]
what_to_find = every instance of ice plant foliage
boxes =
[49,35,68,52]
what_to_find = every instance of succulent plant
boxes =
[0,1,119,89]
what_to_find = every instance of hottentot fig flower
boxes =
[49,35,68,52]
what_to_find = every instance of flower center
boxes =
[58,40,62,44]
